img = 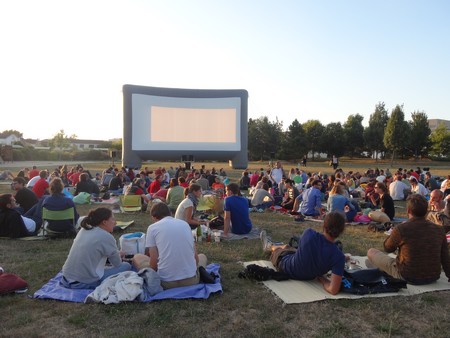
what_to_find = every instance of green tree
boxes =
[49,130,77,159]
[0,130,23,138]
[383,105,410,164]
[279,119,306,160]
[302,120,325,160]
[429,122,450,159]
[343,114,364,158]
[408,111,431,158]
[322,122,345,157]
[364,102,389,160]
[248,117,283,161]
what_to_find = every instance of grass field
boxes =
[1,159,450,337]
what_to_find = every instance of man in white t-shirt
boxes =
[270,161,284,186]
[389,175,409,200]
[132,203,207,289]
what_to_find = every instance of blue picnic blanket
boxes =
[33,264,222,303]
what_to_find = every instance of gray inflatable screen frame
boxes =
[122,84,248,169]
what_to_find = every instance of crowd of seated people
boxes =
[2,161,450,298]
[2,162,449,237]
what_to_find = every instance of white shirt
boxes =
[389,180,408,200]
[271,167,283,185]
[376,175,386,183]
[146,216,197,282]
[21,215,36,233]
[412,182,428,196]
[441,179,449,193]
[174,198,194,222]
[26,176,40,188]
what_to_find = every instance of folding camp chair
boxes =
[42,207,76,238]
[119,195,142,213]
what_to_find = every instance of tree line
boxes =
[248,102,450,162]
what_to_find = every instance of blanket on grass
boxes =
[91,197,120,205]
[244,258,450,304]
[223,227,260,240]
[33,264,222,303]
[304,217,407,225]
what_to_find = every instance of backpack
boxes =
[100,173,114,187]
[238,264,289,282]
[340,268,407,295]
[73,192,91,204]
[0,271,28,294]
[209,215,224,230]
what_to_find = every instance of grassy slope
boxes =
[1,160,450,337]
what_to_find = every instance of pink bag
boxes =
[353,214,372,223]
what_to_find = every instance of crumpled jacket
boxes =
[85,268,162,304]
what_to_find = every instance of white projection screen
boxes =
[122,85,248,169]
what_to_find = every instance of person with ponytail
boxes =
[174,183,206,229]
[61,207,131,289]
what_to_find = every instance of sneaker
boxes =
[260,230,273,253]
[257,208,264,213]
[198,266,216,284]
[294,215,305,222]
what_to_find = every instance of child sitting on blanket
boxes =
[61,207,131,289]
[261,211,348,295]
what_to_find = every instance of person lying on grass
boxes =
[261,211,347,295]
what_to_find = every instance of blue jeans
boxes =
[254,201,274,210]
[61,262,132,289]
[345,209,358,222]
[109,189,123,195]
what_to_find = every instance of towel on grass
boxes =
[243,259,450,304]
[33,264,222,303]
[223,227,260,240]
[91,197,120,205]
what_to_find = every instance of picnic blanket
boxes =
[92,197,120,205]
[114,220,134,232]
[223,227,261,240]
[304,216,407,225]
[244,258,450,304]
[33,264,222,303]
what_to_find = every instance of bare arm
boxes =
[383,227,401,253]
[184,206,203,227]
[317,273,342,295]
[223,210,231,236]
[194,245,199,266]
[149,246,159,271]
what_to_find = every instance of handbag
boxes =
[119,232,146,255]
[0,272,28,295]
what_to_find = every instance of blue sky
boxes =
[1,0,449,140]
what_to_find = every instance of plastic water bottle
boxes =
[196,225,202,242]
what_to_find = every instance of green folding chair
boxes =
[42,207,76,238]
[119,195,142,213]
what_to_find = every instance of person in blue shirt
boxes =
[327,183,357,222]
[223,183,252,237]
[262,211,346,295]
[292,179,324,217]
